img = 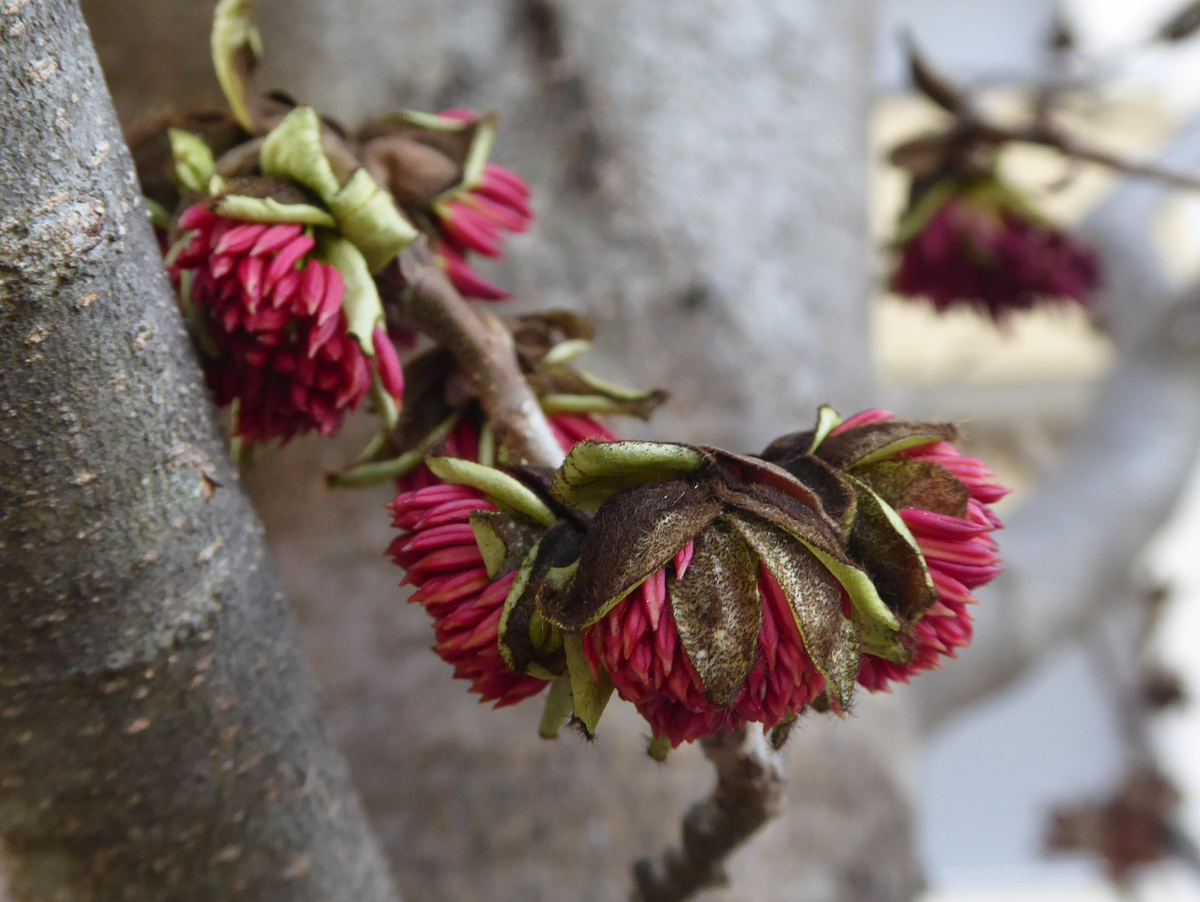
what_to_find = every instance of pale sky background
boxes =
[874,2,1200,900]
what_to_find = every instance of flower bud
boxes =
[387,482,551,707]
[761,407,1008,690]
[536,440,878,748]
[169,200,403,442]
[891,177,1101,320]
[360,109,534,300]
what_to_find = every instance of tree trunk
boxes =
[0,3,399,900]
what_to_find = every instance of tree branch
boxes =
[903,40,1200,192]
[0,2,400,899]
[987,124,1200,193]
[630,727,784,902]
[396,241,566,468]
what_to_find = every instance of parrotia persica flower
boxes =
[153,102,419,444]
[890,177,1101,320]
[358,108,534,301]
[387,479,551,707]
[760,408,1007,692]
[387,408,1006,752]
[171,202,404,442]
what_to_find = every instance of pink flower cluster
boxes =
[170,204,403,442]
[838,409,1007,691]
[892,198,1101,320]
[387,484,548,707]
[431,110,534,302]
[584,554,827,748]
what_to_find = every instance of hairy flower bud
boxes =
[891,177,1101,320]
[761,407,1008,691]
[535,440,878,747]
[359,108,534,301]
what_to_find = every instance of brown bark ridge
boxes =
[0,3,400,900]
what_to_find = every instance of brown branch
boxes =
[1002,126,1200,192]
[630,727,784,902]
[904,38,1200,192]
[396,240,566,469]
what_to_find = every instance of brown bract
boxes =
[513,440,878,708]
[761,416,965,631]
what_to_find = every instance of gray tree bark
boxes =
[0,3,400,900]
[79,1,918,901]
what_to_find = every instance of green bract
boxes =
[211,0,262,133]
[260,107,341,202]
[168,129,219,195]
[212,195,336,227]
[327,169,420,273]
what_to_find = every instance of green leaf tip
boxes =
[460,112,497,191]
[808,405,843,453]
[168,129,218,195]
[497,542,541,673]
[328,168,419,272]
[648,734,672,761]
[144,197,172,231]
[389,109,472,133]
[425,458,558,527]
[541,339,592,366]
[539,677,573,739]
[314,234,383,353]
[563,632,614,738]
[550,440,707,511]
[470,512,530,581]
[849,435,948,469]
[211,0,262,133]
[804,542,899,632]
[260,106,341,202]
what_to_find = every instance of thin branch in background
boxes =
[631,726,783,902]
[902,40,1200,193]
[1009,127,1200,193]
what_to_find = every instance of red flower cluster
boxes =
[583,550,827,748]
[431,110,534,302]
[841,410,1007,691]
[387,483,548,707]
[892,197,1101,320]
[386,408,1007,748]
[389,412,615,704]
[170,204,403,442]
